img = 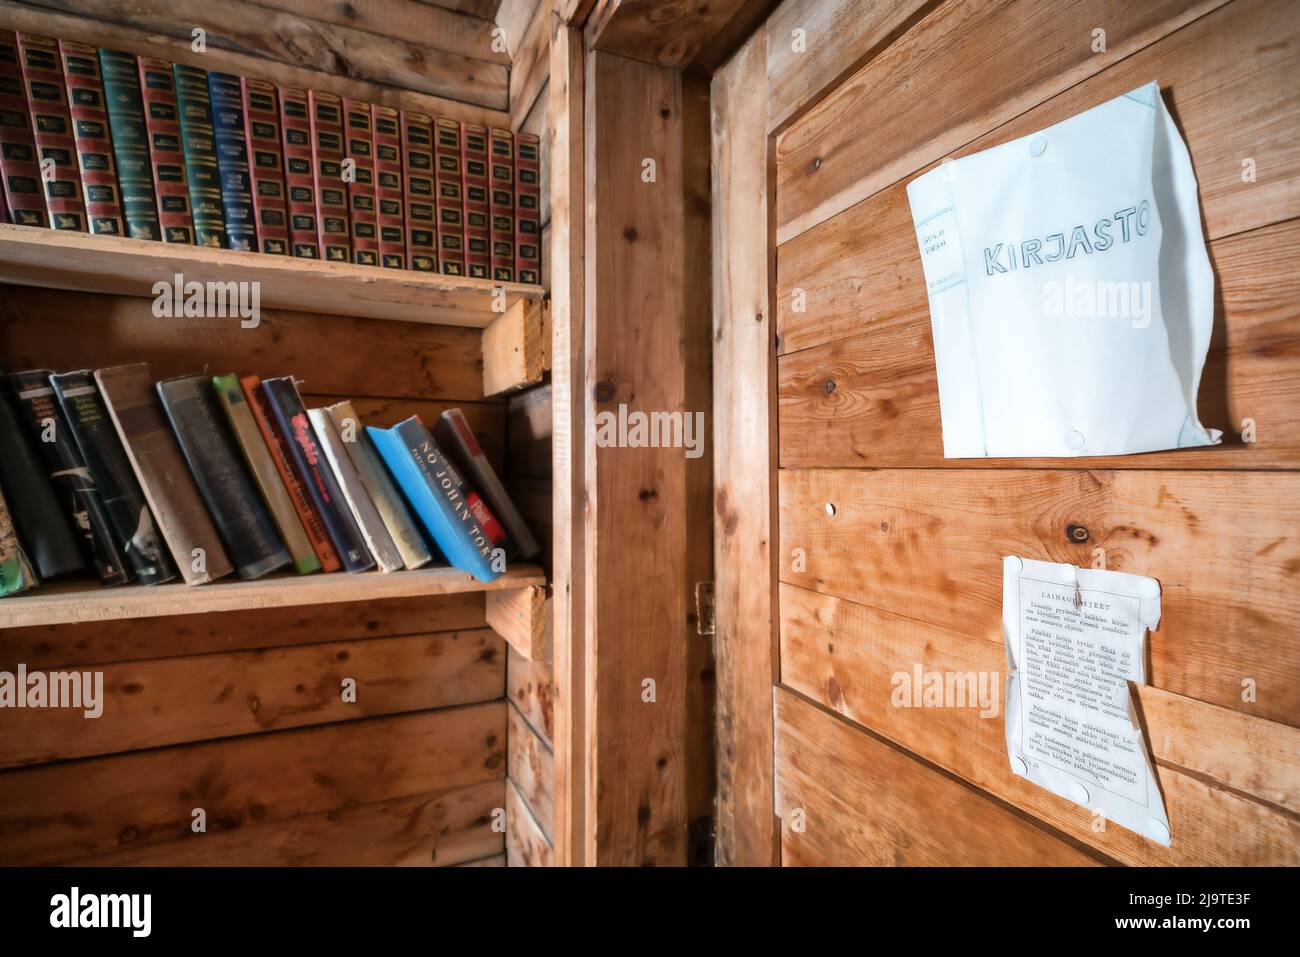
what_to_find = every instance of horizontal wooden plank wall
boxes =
[753,0,1300,866]
[0,0,520,867]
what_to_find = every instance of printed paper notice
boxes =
[1002,556,1171,846]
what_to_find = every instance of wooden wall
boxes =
[0,0,521,867]
[714,0,1300,865]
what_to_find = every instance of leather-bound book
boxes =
[208,70,257,251]
[95,363,233,585]
[56,40,124,236]
[172,63,226,247]
[16,32,85,231]
[399,109,436,272]
[371,104,405,268]
[278,86,319,259]
[0,31,47,228]
[514,131,541,285]
[98,48,161,240]
[433,116,464,275]
[240,77,288,255]
[308,90,349,262]
[136,56,195,244]
[488,127,514,282]
[462,123,490,279]
[342,97,378,265]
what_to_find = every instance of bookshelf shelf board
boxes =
[0,563,547,629]
[0,224,544,327]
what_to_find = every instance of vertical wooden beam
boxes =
[710,29,778,866]
[548,13,587,867]
[581,47,713,866]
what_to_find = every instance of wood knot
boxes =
[811,156,823,172]
[623,226,638,242]
[823,378,836,395]
[593,379,616,403]
[1067,524,1090,543]
[639,487,658,502]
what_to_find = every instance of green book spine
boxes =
[97,48,160,240]
[172,63,225,248]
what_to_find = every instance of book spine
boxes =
[240,375,341,573]
[136,57,194,244]
[341,97,378,266]
[0,370,84,579]
[434,407,539,559]
[514,130,541,284]
[400,109,436,272]
[0,484,38,596]
[207,71,257,252]
[50,371,176,585]
[261,377,374,573]
[172,63,226,247]
[326,400,431,570]
[95,362,234,585]
[57,40,124,237]
[240,78,289,255]
[278,86,319,259]
[390,417,506,583]
[488,126,514,283]
[308,90,350,262]
[462,123,490,279]
[433,116,464,276]
[10,371,131,586]
[98,48,160,241]
[157,375,290,579]
[371,104,405,269]
[212,375,318,574]
[0,31,48,228]
[309,408,402,572]
[16,32,86,231]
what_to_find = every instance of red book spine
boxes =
[461,122,490,279]
[400,109,436,272]
[371,103,405,268]
[278,86,318,259]
[137,57,194,244]
[308,90,350,262]
[341,96,377,266]
[433,116,464,276]
[488,127,514,283]
[0,31,47,227]
[240,77,288,255]
[16,32,85,231]
[57,40,123,237]
[514,130,541,285]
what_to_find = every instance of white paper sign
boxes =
[907,82,1221,459]
[1002,556,1171,846]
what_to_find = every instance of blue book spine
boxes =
[367,418,502,584]
[207,71,257,251]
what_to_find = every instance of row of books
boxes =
[0,362,539,598]
[0,30,542,282]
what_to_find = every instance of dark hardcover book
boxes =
[308,90,350,262]
[96,363,234,585]
[514,130,541,284]
[50,371,176,585]
[0,365,84,579]
[400,109,436,272]
[16,33,86,231]
[240,375,341,573]
[0,30,49,228]
[462,122,490,279]
[488,126,514,283]
[260,376,374,573]
[156,375,290,579]
[278,86,318,259]
[367,416,507,584]
[172,63,226,248]
[433,117,464,275]
[208,70,257,251]
[98,48,160,241]
[137,56,194,244]
[57,40,124,237]
[342,96,377,266]
[240,77,288,255]
[10,370,131,586]
[433,407,539,559]
[371,103,405,268]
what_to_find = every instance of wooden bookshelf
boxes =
[0,224,544,328]
[0,563,546,629]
